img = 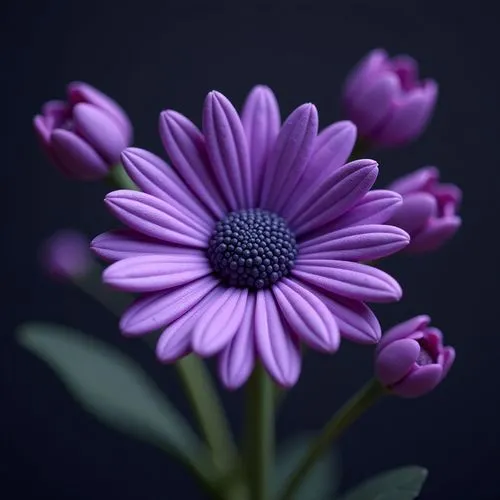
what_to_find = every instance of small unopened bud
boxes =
[375,315,455,398]
[343,49,437,148]
[33,82,132,180]
[387,166,461,253]
[40,230,92,280]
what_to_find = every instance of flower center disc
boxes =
[207,209,297,290]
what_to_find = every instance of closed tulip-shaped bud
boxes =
[375,315,455,398]
[33,82,132,180]
[343,49,437,147]
[40,230,92,281]
[387,166,461,253]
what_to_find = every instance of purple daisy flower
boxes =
[92,86,409,389]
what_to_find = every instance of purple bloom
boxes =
[40,230,92,280]
[387,166,461,253]
[92,86,409,389]
[375,315,455,398]
[343,49,438,147]
[34,82,132,180]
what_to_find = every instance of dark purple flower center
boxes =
[207,209,297,290]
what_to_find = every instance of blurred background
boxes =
[1,0,497,498]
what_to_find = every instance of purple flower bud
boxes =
[40,230,92,280]
[343,49,438,147]
[375,315,455,398]
[33,82,132,180]
[387,166,461,253]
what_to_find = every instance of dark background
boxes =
[1,0,496,498]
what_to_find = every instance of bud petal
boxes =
[33,82,132,180]
[388,166,461,253]
[72,103,128,164]
[375,315,455,398]
[343,50,437,147]
[51,129,109,180]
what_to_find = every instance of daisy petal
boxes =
[120,276,219,336]
[91,229,189,262]
[318,292,381,343]
[203,91,252,210]
[330,190,404,231]
[192,288,248,357]
[218,294,256,390]
[159,110,226,218]
[156,290,218,363]
[293,259,402,303]
[103,254,211,292]
[105,190,208,247]
[285,121,357,212]
[299,224,410,261]
[121,147,213,227]
[260,104,318,212]
[255,290,301,388]
[241,86,280,205]
[289,160,379,236]
[273,279,340,353]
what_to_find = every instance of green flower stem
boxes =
[279,379,386,500]
[74,264,132,315]
[107,163,138,190]
[84,166,240,496]
[245,364,274,500]
[175,355,238,474]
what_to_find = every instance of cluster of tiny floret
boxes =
[207,209,297,290]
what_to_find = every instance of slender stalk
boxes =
[105,163,238,481]
[279,379,386,500]
[107,163,138,190]
[176,355,237,473]
[74,271,240,497]
[245,364,274,500]
[74,264,132,315]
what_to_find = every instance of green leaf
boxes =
[17,322,213,478]
[274,434,341,500]
[338,466,428,500]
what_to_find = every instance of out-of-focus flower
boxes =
[343,49,438,148]
[33,82,132,180]
[387,166,461,253]
[92,86,408,389]
[40,230,92,280]
[375,315,455,398]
